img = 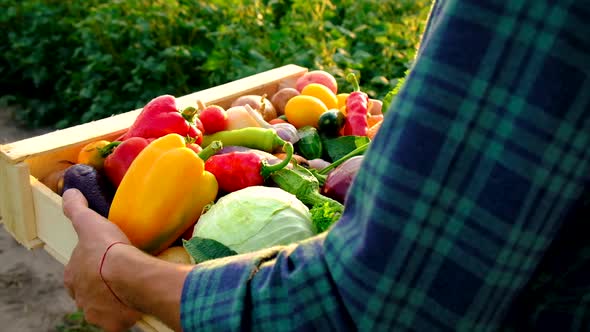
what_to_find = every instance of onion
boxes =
[321,156,363,204]
[272,122,300,144]
[231,95,277,121]
[243,104,299,144]
[307,158,330,170]
[274,153,308,167]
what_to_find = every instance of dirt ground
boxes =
[0,107,78,331]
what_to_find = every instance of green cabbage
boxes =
[192,186,315,254]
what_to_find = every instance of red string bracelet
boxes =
[99,241,127,305]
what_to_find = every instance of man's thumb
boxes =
[62,188,93,234]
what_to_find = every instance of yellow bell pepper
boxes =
[108,133,219,254]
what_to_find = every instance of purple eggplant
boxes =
[321,156,363,204]
[62,164,114,218]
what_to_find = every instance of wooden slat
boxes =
[31,177,76,264]
[0,64,307,165]
[26,132,122,182]
[174,63,306,109]
[135,320,159,332]
[1,158,9,226]
[0,120,131,165]
[142,316,174,332]
[0,160,41,248]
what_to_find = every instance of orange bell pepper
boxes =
[367,119,383,140]
[108,133,219,254]
[77,140,117,171]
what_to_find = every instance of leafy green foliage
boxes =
[55,310,104,332]
[55,309,136,332]
[183,237,238,263]
[0,0,430,128]
[310,201,342,233]
[382,68,410,114]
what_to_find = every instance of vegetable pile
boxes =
[44,69,386,263]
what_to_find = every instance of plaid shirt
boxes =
[181,0,590,330]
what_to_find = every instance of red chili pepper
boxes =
[120,95,203,145]
[342,73,369,136]
[103,137,151,187]
[204,144,293,193]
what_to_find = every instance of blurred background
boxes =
[0,0,430,130]
[0,0,431,331]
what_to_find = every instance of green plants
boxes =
[1,0,430,129]
[55,310,103,332]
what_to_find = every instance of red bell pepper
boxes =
[204,144,293,193]
[342,73,369,136]
[120,94,204,145]
[103,137,151,187]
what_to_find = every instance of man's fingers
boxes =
[62,188,101,236]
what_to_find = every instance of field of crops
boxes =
[0,0,430,129]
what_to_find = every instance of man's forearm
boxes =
[102,243,193,331]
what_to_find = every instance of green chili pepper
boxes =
[201,127,287,153]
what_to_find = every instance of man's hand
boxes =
[62,188,142,332]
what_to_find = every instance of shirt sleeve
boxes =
[181,0,590,330]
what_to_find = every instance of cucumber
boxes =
[295,126,323,160]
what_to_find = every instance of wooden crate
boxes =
[0,64,308,332]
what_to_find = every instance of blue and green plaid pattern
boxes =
[181,0,590,330]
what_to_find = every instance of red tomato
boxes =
[199,105,228,134]
[268,118,287,125]
[194,116,205,135]
[187,143,202,154]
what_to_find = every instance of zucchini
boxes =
[318,109,345,137]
